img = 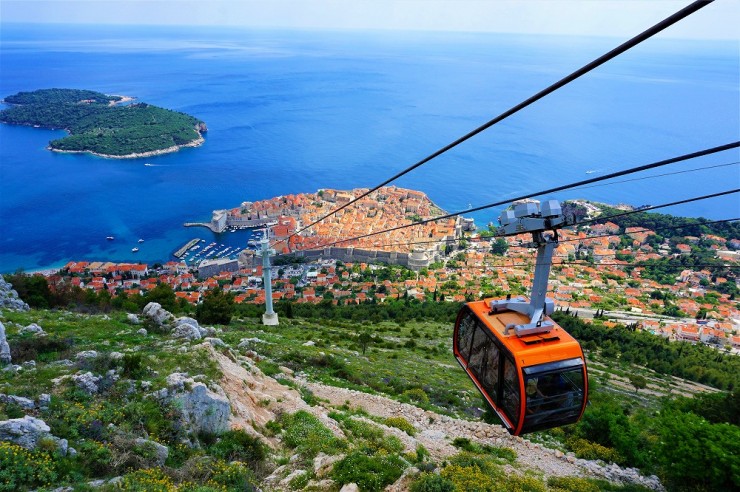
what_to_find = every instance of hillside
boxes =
[3,275,738,491]
[0,88,207,158]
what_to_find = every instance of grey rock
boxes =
[0,321,11,365]
[313,452,344,477]
[2,364,20,373]
[166,372,191,391]
[136,328,148,336]
[127,313,140,324]
[0,277,30,312]
[68,447,77,457]
[109,351,124,360]
[0,415,50,449]
[72,372,102,394]
[302,340,316,347]
[22,360,36,369]
[175,382,230,435]
[142,302,174,327]
[38,393,51,410]
[205,337,227,348]
[237,337,264,350]
[307,479,336,490]
[50,359,74,367]
[174,316,199,330]
[75,350,99,361]
[280,469,307,486]
[172,319,202,340]
[19,323,46,336]
[340,484,360,492]
[134,438,169,466]
[57,438,69,456]
[0,393,35,410]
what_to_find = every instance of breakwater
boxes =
[174,238,201,258]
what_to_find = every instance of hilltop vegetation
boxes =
[2,271,739,491]
[0,88,206,157]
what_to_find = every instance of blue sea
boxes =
[1,24,738,273]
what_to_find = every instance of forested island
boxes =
[0,88,207,158]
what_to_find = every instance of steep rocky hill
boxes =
[0,289,665,491]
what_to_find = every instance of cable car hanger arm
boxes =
[491,200,574,336]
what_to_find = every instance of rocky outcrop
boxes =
[0,321,11,365]
[0,415,70,455]
[142,302,174,327]
[154,372,231,436]
[127,313,140,324]
[177,382,230,435]
[0,277,29,312]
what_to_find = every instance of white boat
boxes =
[131,247,139,252]
[138,239,144,243]
[106,236,115,240]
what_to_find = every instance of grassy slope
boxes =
[0,308,710,491]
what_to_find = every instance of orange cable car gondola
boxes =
[453,200,588,435]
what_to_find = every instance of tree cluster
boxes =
[553,312,739,391]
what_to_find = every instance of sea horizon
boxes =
[1,23,738,273]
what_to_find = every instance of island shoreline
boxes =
[47,132,205,159]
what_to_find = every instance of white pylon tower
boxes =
[260,233,279,326]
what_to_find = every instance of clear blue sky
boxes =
[1,0,738,40]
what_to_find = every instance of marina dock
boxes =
[174,238,201,258]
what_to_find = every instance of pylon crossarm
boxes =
[492,200,568,337]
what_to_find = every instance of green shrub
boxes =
[207,460,256,489]
[440,463,495,492]
[501,474,546,492]
[450,438,516,464]
[384,416,417,436]
[331,451,407,492]
[122,353,145,378]
[209,429,266,468]
[0,442,58,491]
[402,388,430,405]
[0,402,25,419]
[410,472,456,492]
[281,410,346,458]
[77,440,113,477]
[566,438,622,463]
[256,360,281,377]
[116,468,176,490]
[547,476,602,492]
[9,335,74,363]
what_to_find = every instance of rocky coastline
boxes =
[48,131,205,159]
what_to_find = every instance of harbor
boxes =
[172,227,267,265]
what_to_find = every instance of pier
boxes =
[174,238,201,258]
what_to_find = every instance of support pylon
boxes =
[260,237,279,326]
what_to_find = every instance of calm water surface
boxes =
[1,24,738,272]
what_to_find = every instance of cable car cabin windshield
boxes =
[453,301,588,436]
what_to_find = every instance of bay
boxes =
[1,24,738,273]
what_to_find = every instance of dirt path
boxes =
[210,344,663,490]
